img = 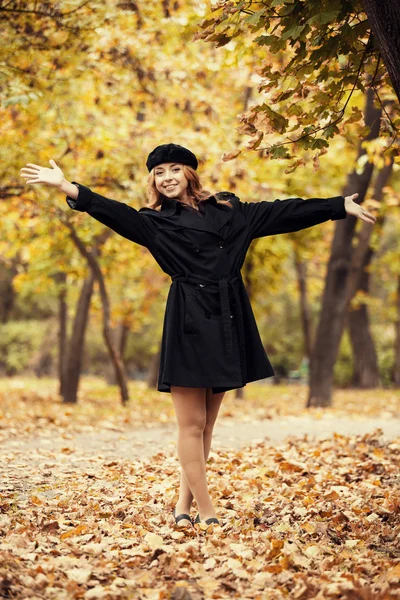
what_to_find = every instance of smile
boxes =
[164,184,178,190]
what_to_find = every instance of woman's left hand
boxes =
[344,193,377,224]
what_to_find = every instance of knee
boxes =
[204,420,215,435]
[179,419,207,435]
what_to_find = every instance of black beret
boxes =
[146,143,198,172]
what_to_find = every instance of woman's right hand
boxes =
[20,159,65,188]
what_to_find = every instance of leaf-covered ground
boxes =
[1,430,399,599]
[1,379,399,599]
[0,377,399,441]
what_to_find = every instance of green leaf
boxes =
[244,9,266,27]
[254,34,286,53]
[307,11,340,26]
[270,145,291,159]
[271,0,295,6]
[287,104,303,117]
[322,125,340,139]
[275,90,294,102]
[281,24,306,40]
[310,138,329,150]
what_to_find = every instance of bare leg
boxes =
[174,387,225,522]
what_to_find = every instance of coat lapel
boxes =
[168,196,232,235]
[141,194,234,236]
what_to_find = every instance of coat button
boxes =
[221,276,226,280]
[204,311,211,318]
[198,283,206,288]
[193,245,200,252]
[218,240,225,248]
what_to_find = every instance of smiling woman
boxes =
[145,144,215,211]
[155,163,188,197]
[19,141,376,531]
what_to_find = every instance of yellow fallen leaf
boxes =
[345,540,359,548]
[197,576,221,594]
[265,564,283,573]
[60,524,90,539]
[225,557,242,570]
[30,495,43,505]
[301,522,316,533]
[204,557,217,570]
[144,532,163,549]
[84,585,107,599]
[387,564,400,582]
[324,490,340,501]
[279,554,291,569]
[229,543,253,560]
[170,530,186,540]
[366,512,380,522]
[302,495,315,506]
[304,545,320,557]
[66,567,92,584]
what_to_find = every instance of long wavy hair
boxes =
[145,165,232,211]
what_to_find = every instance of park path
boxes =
[2,414,399,467]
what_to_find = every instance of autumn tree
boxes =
[3,1,399,406]
[196,0,399,406]
[1,0,270,401]
[195,0,399,164]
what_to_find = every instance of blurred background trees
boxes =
[1,0,399,407]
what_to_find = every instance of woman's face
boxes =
[154,162,189,200]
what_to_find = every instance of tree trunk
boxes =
[307,89,381,407]
[119,321,129,355]
[362,0,400,103]
[0,261,17,322]
[61,272,96,403]
[346,157,393,388]
[393,275,400,386]
[293,247,313,361]
[348,248,381,388]
[54,271,68,397]
[66,225,130,404]
[107,320,130,385]
[30,320,57,377]
[90,254,129,404]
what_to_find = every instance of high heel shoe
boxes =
[193,512,220,526]
[172,507,193,527]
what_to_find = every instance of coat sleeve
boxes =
[65,182,157,248]
[240,195,347,240]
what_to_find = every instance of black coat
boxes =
[66,182,346,394]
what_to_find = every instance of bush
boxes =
[0,320,50,376]
[333,329,354,387]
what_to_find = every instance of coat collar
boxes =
[158,195,231,234]
[160,194,217,213]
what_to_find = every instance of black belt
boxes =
[171,272,242,358]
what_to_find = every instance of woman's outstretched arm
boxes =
[20,159,157,248]
[240,192,377,240]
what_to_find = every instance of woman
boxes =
[20,143,376,529]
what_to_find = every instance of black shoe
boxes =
[193,512,220,526]
[172,507,193,527]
